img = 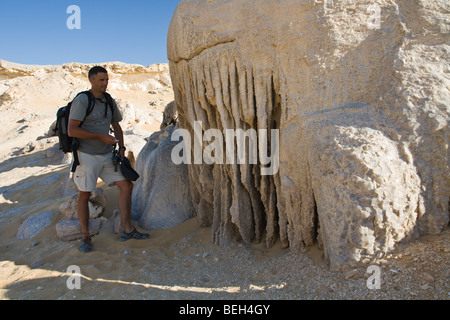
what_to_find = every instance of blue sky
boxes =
[0,0,182,66]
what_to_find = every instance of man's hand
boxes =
[119,147,126,159]
[68,120,118,146]
[99,134,119,146]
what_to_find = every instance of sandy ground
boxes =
[0,62,448,301]
[0,143,448,300]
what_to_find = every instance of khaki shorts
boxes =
[73,151,126,192]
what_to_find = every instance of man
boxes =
[68,66,149,253]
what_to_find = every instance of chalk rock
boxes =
[116,98,136,128]
[100,209,122,234]
[59,188,106,219]
[168,0,449,269]
[56,217,107,241]
[160,100,177,130]
[16,211,54,240]
[131,125,195,230]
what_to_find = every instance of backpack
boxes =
[55,91,94,153]
[54,90,115,171]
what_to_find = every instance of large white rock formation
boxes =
[167,0,449,269]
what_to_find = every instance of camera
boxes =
[112,150,121,172]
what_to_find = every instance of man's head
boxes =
[88,66,109,93]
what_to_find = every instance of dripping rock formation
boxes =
[167,0,449,269]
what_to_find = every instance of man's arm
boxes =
[68,119,118,145]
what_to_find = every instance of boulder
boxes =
[168,0,449,269]
[131,125,195,230]
[115,98,136,127]
[56,217,107,241]
[59,187,106,219]
[16,211,54,240]
[100,209,123,234]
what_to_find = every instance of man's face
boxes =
[90,72,109,93]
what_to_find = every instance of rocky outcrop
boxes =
[168,0,449,269]
[160,101,177,130]
[131,125,195,230]
[0,60,169,111]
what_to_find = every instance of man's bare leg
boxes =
[77,191,91,236]
[114,180,133,233]
[77,190,93,252]
[114,180,149,241]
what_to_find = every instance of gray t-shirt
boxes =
[69,93,123,155]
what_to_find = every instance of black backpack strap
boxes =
[71,91,96,173]
[103,92,115,118]
[81,91,96,125]
[71,140,81,173]
[103,92,116,134]
[70,91,96,127]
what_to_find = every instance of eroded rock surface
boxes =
[167,0,449,269]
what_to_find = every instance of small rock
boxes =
[345,269,359,279]
[422,273,434,282]
[44,150,58,158]
[59,188,106,219]
[390,269,399,273]
[421,284,431,290]
[31,260,44,269]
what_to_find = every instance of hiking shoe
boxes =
[79,235,92,253]
[120,226,150,242]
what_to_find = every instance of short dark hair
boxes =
[88,66,108,79]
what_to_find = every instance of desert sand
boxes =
[0,60,448,300]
